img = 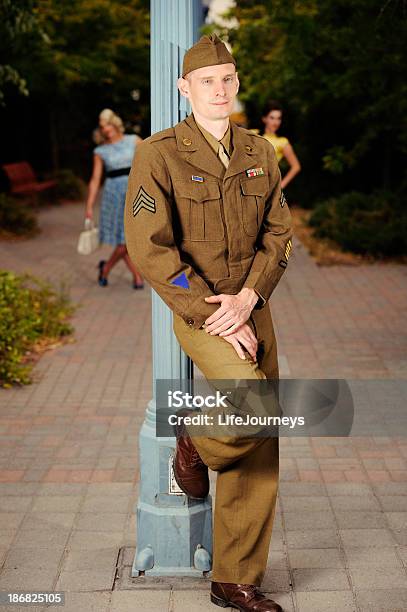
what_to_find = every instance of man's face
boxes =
[178,63,239,121]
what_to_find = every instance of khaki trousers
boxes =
[173,306,280,586]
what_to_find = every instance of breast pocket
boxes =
[240,176,269,236]
[174,180,224,242]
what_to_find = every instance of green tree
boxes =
[0,0,45,105]
[1,0,150,170]
[27,0,149,97]
[219,0,407,203]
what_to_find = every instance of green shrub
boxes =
[0,270,76,387]
[309,190,407,256]
[0,193,38,236]
[52,168,86,201]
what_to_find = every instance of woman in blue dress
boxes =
[85,108,144,288]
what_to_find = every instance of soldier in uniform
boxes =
[124,34,292,612]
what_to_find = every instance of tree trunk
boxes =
[49,107,59,171]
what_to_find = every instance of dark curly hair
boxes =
[261,100,283,117]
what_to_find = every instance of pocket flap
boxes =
[240,175,269,196]
[174,180,221,202]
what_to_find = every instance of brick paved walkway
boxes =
[0,201,407,611]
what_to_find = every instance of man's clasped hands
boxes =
[203,288,259,361]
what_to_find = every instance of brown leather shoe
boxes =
[173,409,209,499]
[210,581,283,611]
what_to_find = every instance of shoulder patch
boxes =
[237,125,265,140]
[133,186,156,217]
[171,272,189,290]
[148,127,176,144]
[249,131,267,141]
[280,190,287,208]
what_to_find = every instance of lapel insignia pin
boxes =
[246,167,265,178]
[191,175,204,182]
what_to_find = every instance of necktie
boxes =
[218,142,230,169]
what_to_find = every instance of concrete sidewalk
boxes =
[0,201,407,611]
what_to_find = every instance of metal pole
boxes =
[132,0,212,578]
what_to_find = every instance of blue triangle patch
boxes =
[171,272,190,290]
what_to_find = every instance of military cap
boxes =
[182,34,236,78]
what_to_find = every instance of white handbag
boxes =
[77,218,99,255]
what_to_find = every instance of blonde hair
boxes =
[93,108,125,144]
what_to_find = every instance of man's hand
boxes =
[222,323,258,361]
[204,288,258,336]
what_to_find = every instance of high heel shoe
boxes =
[97,260,108,287]
[132,281,144,290]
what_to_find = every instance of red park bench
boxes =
[2,162,56,196]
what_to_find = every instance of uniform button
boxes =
[187,318,195,327]
[183,138,192,146]
[245,145,253,152]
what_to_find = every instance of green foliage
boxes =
[9,0,150,121]
[322,146,353,175]
[0,270,76,387]
[220,0,407,202]
[0,0,45,104]
[51,169,86,201]
[0,193,38,236]
[309,190,407,256]
[1,0,150,171]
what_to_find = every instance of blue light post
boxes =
[131,0,213,578]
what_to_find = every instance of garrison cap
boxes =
[182,34,236,78]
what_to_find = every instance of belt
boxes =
[106,167,131,178]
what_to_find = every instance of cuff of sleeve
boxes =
[243,275,272,310]
[182,294,218,330]
[253,288,267,310]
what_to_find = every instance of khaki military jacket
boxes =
[124,114,293,329]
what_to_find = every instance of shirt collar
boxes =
[193,114,232,156]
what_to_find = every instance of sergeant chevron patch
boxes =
[280,190,287,208]
[132,186,156,217]
[285,239,292,259]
